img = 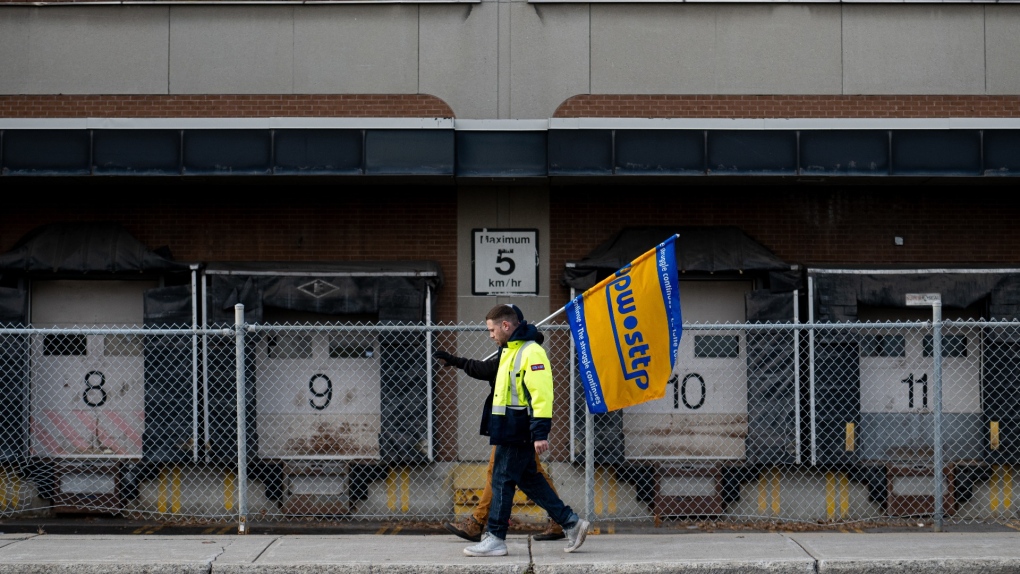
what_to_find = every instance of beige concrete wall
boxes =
[842,5,986,94]
[590,4,842,95]
[0,7,170,94]
[985,5,1020,95]
[454,185,551,459]
[1,2,1019,114]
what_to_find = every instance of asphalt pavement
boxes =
[2,525,1020,573]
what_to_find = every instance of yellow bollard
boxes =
[157,466,183,514]
[758,467,781,515]
[992,464,1014,514]
[157,468,168,513]
[0,468,7,509]
[825,472,835,518]
[595,467,619,515]
[224,471,236,511]
[0,468,15,510]
[825,472,850,519]
[171,466,182,514]
[1006,466,1013,512]
[387,467,411,513]
[840,472,850,517]
[11,472,20,509]
[771,468,781,515]
[400,467,410,513]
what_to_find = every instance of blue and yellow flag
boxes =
[567,234,682,413]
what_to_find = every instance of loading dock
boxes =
[0,222,195,513]
[201,262,442,515]
[809,268,1020,517]
[563,226,800,518]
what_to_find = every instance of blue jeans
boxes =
[487,443,577,540]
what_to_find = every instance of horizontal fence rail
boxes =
[3,318,1020,532]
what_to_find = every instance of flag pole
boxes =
[534,305,569,328]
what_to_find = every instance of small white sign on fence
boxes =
[905,293,941,306]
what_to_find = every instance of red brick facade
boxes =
[6,94,1020,120]
[0,95,454,118]
[0,187,460,322]
[548,187,1020,308]
[4,186,1018,321]
[554,95,1020,119]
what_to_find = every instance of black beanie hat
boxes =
[506,303,525,323]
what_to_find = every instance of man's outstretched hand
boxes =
[434,350,466,368]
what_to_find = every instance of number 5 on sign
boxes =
[471,229,539,296]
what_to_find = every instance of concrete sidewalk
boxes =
[2,530,1020,573]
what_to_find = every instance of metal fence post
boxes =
[932,302,944,532]
[585,411,595,522]
[235,303,248,534]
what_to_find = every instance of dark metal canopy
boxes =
[203,261,444,324]
[2,127,1018,179]
[562,225,793,291]
[0,222,189,274]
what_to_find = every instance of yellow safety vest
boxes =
[491,339,553,419]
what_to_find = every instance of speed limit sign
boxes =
[472,229,539,295]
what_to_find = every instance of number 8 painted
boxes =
[83,370,108,407]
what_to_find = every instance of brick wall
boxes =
[0,95,454,118]
[4,184,1018,322]
[554,95,1020,118]
[0,185,460,322]
[8,94,1019,120]
[549,186,1020,308]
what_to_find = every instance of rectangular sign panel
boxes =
[906,293,942,306]
[472,229,539,295]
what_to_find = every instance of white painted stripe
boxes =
[533,0,995,3]
[552,117,1020,130]
[3,117,1017,131]
[809,268,1020,275]
[269,117,454,129]
[948,118,1020,129]
[0,118,89,130]
[454,119,550,131]
[550,118,765,130]
[93,117,272,129]
[764,118,953,130]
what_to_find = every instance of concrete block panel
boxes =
[986,6,1020,95]
[293,5,419,94]
[843,5,985,95]
[590,4,841,95]
[509,3,590,119]
[0,7,169,95]
[169,7,296,94]
[420,4,498,119]
[456,186,551,304]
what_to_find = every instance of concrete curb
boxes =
[0,532,1018,574]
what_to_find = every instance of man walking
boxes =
[459,304,589,557]
[435,305,564,543]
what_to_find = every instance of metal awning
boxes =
[2,118,1018,179]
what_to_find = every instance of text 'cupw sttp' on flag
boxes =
[566,234,682,414]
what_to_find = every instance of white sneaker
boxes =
[563,518,590,553]
[464,532,508,557]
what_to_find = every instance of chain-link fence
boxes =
[3,312,1020,532]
